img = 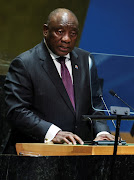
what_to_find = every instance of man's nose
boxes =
[61,33,71,43]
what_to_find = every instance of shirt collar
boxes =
[44,39,70,61]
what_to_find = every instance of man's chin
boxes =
[56,51,70,56]
[55,47,72,56]
[51,47,71,56]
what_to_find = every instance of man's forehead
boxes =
[50,13,78,28]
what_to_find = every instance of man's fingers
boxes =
[106,134,115,140]
[73,134,84,145]
[52,131,84,145]
[94,134,115,141]
[66,134,83,145]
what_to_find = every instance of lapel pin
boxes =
[75,65,79,69]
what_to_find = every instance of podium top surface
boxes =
[16,143,134,157]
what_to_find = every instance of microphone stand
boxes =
[83,106,131,155]
[83,106,133,179]
[113,115,121,155]
[110,106,130,180]
[109,106,130,155]
[110,114,121,180]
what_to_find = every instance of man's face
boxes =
[43,12,78,56]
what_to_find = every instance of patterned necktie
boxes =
[57,56,75,110]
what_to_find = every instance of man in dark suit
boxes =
[4,8,114,153]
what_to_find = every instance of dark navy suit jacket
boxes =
[4,40,110,149]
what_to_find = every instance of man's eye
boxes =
[57,30,63,35]
[70,32,77,37]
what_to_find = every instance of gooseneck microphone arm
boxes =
[109,89,134,112]
[99,95,116,128]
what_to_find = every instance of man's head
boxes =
[43,8,79,56]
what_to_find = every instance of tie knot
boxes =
[57,56,66,63]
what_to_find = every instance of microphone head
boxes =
[109,89,116,96]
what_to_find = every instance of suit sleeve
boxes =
[89,55,110,134]
[4,58,52,142]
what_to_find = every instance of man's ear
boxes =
[43,24,48,37]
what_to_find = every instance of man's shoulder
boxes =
[73,47,90,56]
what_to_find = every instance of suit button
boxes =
[75,125,77,129]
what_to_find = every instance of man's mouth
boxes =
[59,46,70,51]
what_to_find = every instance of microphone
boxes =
[109,89,134,138]
[109,89,134,112]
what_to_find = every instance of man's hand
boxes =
[94,134,115,141]
[52,131,84,145]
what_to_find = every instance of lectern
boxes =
[16,143,134,156]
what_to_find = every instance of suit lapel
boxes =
[70,50,81,118]
[37,41,75,115]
